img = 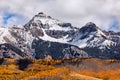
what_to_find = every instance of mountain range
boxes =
[0,12,120,59]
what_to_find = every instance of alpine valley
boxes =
[0,12,120,60]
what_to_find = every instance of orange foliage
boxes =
[0,58,120,80]
[35,67,70,77]
[5,58,16,63]
[78,69,120,80]
[25,67,70,80]
[8,64,18,69]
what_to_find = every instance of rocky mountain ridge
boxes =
[0,12,120,59]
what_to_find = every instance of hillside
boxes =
[0,58,120,80]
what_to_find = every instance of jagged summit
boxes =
[85,22,96,27]
[70,22,115,48]
[34,12,52,19]
[0,12,120,59]
[24,13,115,49]
[80,22,99,33]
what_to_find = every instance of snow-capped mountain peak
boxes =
[84,22,98,31]
[24,13,115,49]
[24,12,76,43]
[34,12,52,19]
[0,12,119,59]
[71,22,115,48]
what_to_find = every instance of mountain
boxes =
[24,12,115,48]
[0,26,33,59]
[0,12,120,59]
[70,22,115,48]
[103,30,120,44]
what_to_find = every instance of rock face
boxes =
[103,31,120,44]
[0,27,34,59]
[32,39,88,59]
[0,12,120,59]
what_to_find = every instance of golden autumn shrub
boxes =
[25,67,70,80]
[0,58,120,80]
[78,69,120,80]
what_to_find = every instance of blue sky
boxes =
[0,11,29,27]
[0,0,120,32]
[3,13,16,25]
[108,16,119,31]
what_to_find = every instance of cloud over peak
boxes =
[0,0,120,31]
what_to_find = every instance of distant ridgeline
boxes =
[0,12,120,59]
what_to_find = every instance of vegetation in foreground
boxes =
[0,58,120,80]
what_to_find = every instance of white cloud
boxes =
[0,14,3,26]
[0,0,120,31]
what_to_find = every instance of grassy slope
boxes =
[70,72,102,80]
[0,58,120,80]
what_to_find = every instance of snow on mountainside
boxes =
[24,12,76,43]
[24,12,115,49]
[0,26,34,58]
[34,12,73,31]
[71,22,115,48]
[0,27,16,44]
[0,26,34,50]
[103,31,120,44]
[0,12,119,59]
